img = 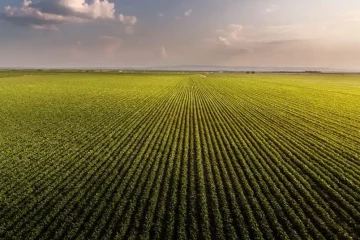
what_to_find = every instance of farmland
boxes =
[0,71,360,239]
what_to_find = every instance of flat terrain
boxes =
[0,71,360,239]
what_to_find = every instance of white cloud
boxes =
[161,46,168,59]
[265,5,278,13]
[31,24,59,31]
[213,23,319,49]
[158,13,164,17]
[203,21,358,65]
[184,9,192,17]
[58,0,116,19]
[23,0,32,8]
[119,14,137,25]
[119,14,137,35]
[1,0,137,30]
[3,4,87,25]
[218,36,230,46]
[215,24,244,46]
[227,24,244,40]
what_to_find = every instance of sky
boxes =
[1,0,360,69]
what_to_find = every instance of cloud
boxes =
[227,24,244,40]
[204,23,311,62]
[161,46,168,59]
[265,5,278,13]
[119,14,137,35]
[214,23,327,47]
[261,39,306,45]
[184,9,192,17]
[215,24,244,46]
[31,24,59,31]
[218,36,230,46]
[2,3,86,27]
[58,0,116,19]
[158,13,164,17]
[204,22,336,66]
[1,0,137,30]
[23,0,32,8]
[119,14,137,25]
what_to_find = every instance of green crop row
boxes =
[1,72,359,239]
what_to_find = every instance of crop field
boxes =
[0,71,360,239]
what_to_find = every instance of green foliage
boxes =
[0,72,360,239]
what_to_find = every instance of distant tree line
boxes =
[304,71,322,74]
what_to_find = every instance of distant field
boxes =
[0,71,360,239]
